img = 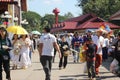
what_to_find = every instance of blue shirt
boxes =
[71,36,83,48]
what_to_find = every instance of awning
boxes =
[0,0,17,4]
[0,0,12,2]
[0,0,27,11]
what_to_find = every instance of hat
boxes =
[86,30,92,33]
[96,28,108,34]
[86,29,95,33]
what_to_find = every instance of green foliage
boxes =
[114,29,120,36]
[77,0,120,20]
[77,0,89,7]
[41,14,55,28]
[22,11,42,32]
[58,15,67,22]
[41,13,72,28]
[64,12,74,19]
[22,11,74,32]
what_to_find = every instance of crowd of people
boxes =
[0,26,120,80]
[0,27,40,80]
[51,29,120,80]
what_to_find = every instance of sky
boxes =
[27,0,82,17]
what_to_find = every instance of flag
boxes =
[105,24,111,32]
[100,24,105,29]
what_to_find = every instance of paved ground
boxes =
[2,51,120,80]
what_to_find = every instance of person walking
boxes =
[19,35,31,69]
[102,33,109,61]
[66,33,72,47]
[114,32,120,74]
[59,35,69,70]
[71,32,83,63]
[85,38,97,80]
[0,27,12,80]
[11,34,21,70]
[38,27,61,80]
[95,30,104,77]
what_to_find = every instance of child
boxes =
[85,38,97,80]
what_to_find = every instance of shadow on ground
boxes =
[60,72,119,80]
[59,74,88,80]
[100,75,118,79]
[33,68,59,71]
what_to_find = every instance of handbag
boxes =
[14,48,20,55]
[79,45,86,63]
[63,50,70,56]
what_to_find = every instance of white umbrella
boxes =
[31,31,41,35]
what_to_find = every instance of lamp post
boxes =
[14,16,18,25]
[1,11,12,28]
[21,19,28,25]
[21,19,28,27]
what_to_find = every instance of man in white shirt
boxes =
[92,34,98,45]
[95,30,104,77]
[38,27,61,80]
[65,33,72,46]
[102,34,109,61]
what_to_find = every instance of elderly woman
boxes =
[0,27,12,80]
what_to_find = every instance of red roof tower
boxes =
[53,8,60,24]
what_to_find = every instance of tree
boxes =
[77,0,120,20]
[64,12,74,19]
[41,14,55,28]
[41,14,68,28]
[77,0,89,7]
[58,15,67,23]
[22,11,42,32]
[22,11,72,32]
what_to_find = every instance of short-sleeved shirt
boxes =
[39,33,56,56]
[92,35,98,45]
[86,43,97,61]
[103,38,109,48]
[71,36,83,48]
[96,36,104,55]
[66,36,72,46]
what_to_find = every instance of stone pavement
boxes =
[3,52,120,80]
